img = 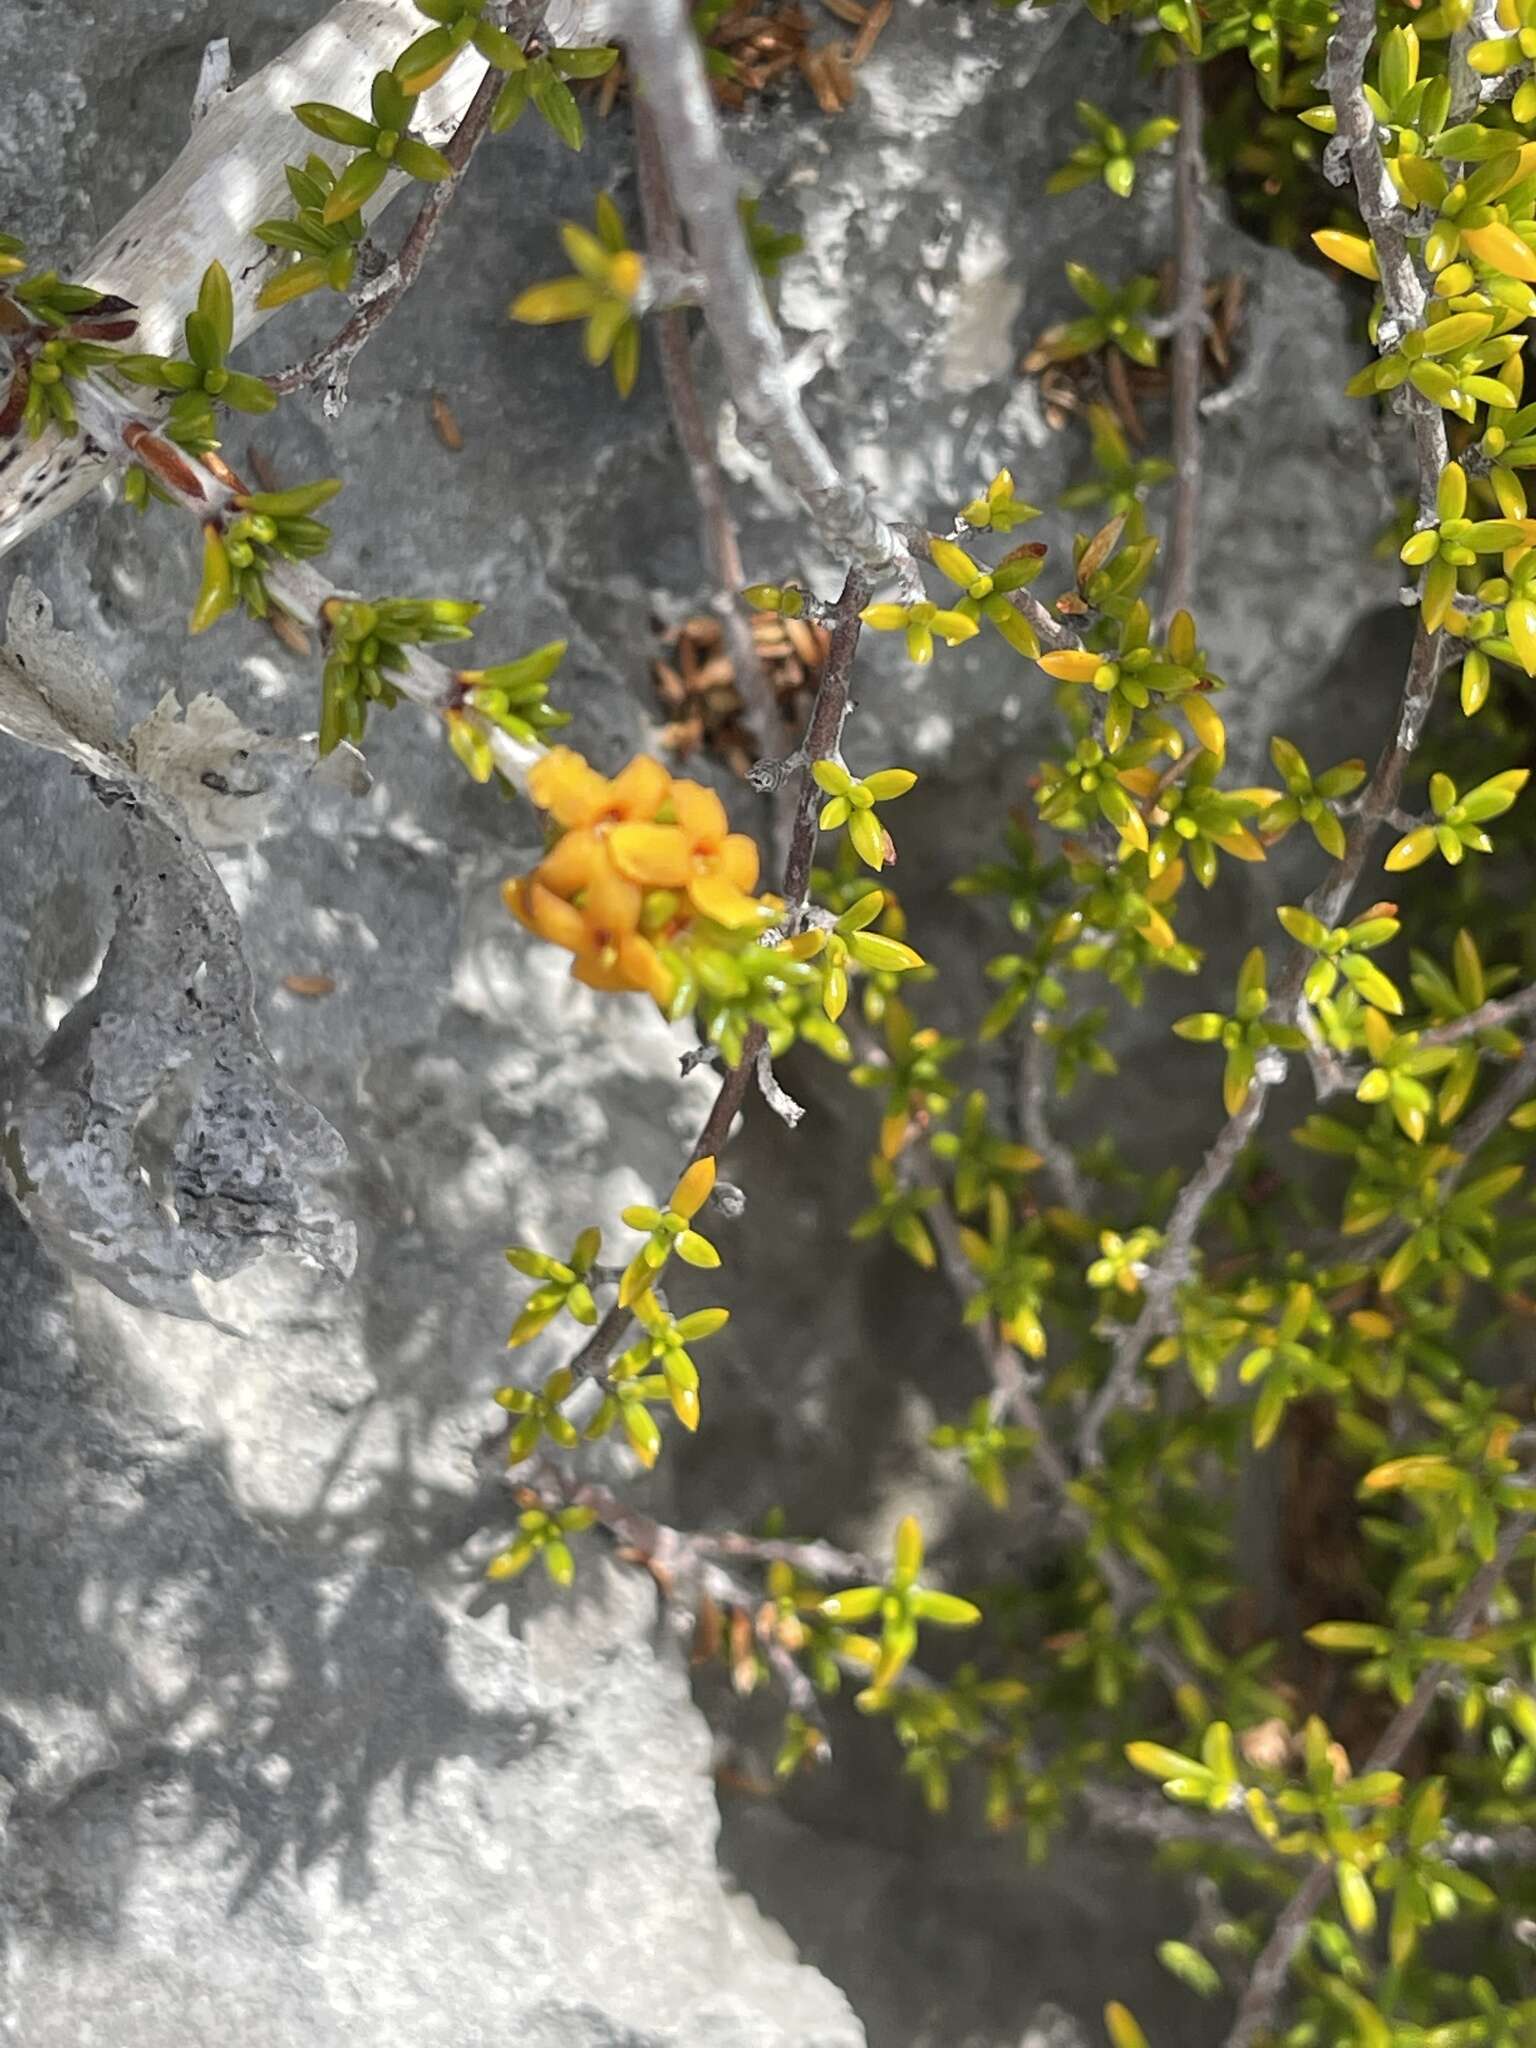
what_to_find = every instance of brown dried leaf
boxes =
[1104,347,1145,445]
[1076,513,1126,590]
[661,717,705,756]
[653,661,688,709]
[714,1764,775,1799]
[282,973,336,998]
[728,1605,758,1694]
[245,442,282,494]
[850,0,892,61]
[202,449,245,493]
[431,392,463,451]
[824,42,857,102]
[1238,1718,1292,1771]
[797,46,847,114]
[267,609,312,659]
[692,1592,723,1665]
[785,617,824,666]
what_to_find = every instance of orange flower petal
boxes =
[571,949,628,991]
[671,777,729,847]
[618,932,676,1006]
[607,821,693,887]
[716,833,760,892]
[535,826,603,897]
[501,876,536,931]
[525,880,590,952]
[529,746,611,829]
[607,754,672,820]
[688,871,766,929]
[580,858,644,937]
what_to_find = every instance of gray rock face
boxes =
[0,1224,862,2048]
[0,1,1400,2045]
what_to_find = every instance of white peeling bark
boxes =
[0,0,605,559]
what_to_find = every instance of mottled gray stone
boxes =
[0,1219,863,2048]
[0,582,355,1318]
[0,0,1405,2044]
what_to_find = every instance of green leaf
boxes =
[909,1589,982,1627]
[511,277,602,324]
[1337,1860,1377,1936]
[848,932,924,974]
[394,137,454,183]
[236,478,343,518]
[197,261,234,359]
[532,68,585,150]
[293,102,378,148]
[674,1229,721,1269]
[849,807,888,870]
[219,372,279,415]
[183,309,222,375]
[394,23,460,94]
[491,68,531,132]
[322,150,389,224]
[1104,2002,1150,2048]
[1156,1941,1220,1998]
[1125,1741,1208,1783]
[817,1585,883,1623]
[1277,904,1328,949]
[1305,1622,1393,1652]
[549,45,620,78]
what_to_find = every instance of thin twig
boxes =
[1020,1006,1089,1213]
[619,0,908,576]
[1449,0,1504,123]
[1324,0,1448,520]
[781,566,871,913]
[1077,1082,1268,1468]
[1073,0,1453,1466]
[686,1527,877,1579]
[1434,1042,1536,1192]
[520,1463,870,1725]
[920,1161,1200,1700]
[1423,981,1536,1046]
[632,96,783,772]
[1222,1513,1534,2048]
[525,1462,873,1583]
[1089,950,1531,1466]
[267,61,504,413]
[1162,55,1205,628]
[1070,645,1448,1473]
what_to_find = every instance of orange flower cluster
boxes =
[504,748,770,1003]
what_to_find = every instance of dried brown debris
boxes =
[651,608,828,775]
[591,1,891,118]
